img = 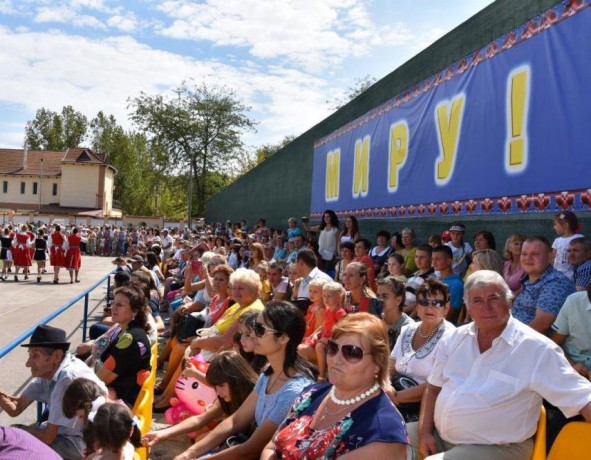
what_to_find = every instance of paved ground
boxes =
[0,255,113,426]
[0,256,192,457]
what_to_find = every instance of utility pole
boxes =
[187,166,193,230]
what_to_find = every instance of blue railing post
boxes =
[83,294,89,342]
[107,274,111,301]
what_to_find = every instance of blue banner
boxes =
[311,1,591,219]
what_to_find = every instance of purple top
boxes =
[503,260,525,293]
[0,427,62,460]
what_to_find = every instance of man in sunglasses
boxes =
[408,270,591,460]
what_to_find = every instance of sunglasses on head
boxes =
[253,321,280,338]
[326,339,370,363]
[417,298,446,308]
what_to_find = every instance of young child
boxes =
[143,351,258,449]
[85,403,141,459]
[385,252,408,283]
[316,282,347,380]
[296,278,329,364]
[551,211,583,280]
[256,262,273,303]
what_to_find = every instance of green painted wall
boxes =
[207,0,589,241]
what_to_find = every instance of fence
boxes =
[0,272,112,361]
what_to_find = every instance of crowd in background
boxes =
[1,210,591,459]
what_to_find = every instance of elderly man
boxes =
[512,236,575,334]
[0,325,107,459]
[408,270,591,460]
[569,237,591,291]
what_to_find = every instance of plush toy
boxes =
[164,354,218,438]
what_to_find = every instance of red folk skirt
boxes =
[65,247,81,270]
[50,246,66,267]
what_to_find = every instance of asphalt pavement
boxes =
[0,255,114,426]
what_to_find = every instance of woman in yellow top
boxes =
[153,268,264,411]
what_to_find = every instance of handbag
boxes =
[177,314,206,341]
[391,374,421,422]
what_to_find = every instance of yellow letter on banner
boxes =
[352,136,370,198]
[388,121,409,192]
[325,149,340,202]
[505,66,530,173]
[434,94,465,186]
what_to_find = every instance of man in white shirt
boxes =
[0,325,107,459]
[295,248,332,299]
[408,270,591,460]
[160,228,174,260]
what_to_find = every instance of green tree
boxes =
[328,74,377,111]
[25,105,88,150]
[129,81,256,219]
[255,135,296,164]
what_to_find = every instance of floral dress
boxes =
[273,383,408,459]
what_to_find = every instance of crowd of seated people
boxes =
[2,210,591,459]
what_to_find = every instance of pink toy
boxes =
[164,355,218,438]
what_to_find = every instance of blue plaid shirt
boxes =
[512,266,575,326]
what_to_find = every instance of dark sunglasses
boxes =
[253,321,280,338]
[417,298,446,308]
[326,339,370,363]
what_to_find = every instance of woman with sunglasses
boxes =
[174,301,316,460]
[262,312,409,459]
[389,279,454,421]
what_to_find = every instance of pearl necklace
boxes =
[329,382,380,406]
[416,321,442,341]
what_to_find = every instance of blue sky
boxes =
[0,0,494,152]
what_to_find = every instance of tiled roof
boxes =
[61,147,108,164]
[0,147,111,176]
[0,149,63,176]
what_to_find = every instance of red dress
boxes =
[12,233,32,268]
[65,234,82,270]
[50,233,66,267]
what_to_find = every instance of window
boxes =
[32,182,38,195]
[20,182,25,194]
[52,183,58,196]
[2,181,6,193]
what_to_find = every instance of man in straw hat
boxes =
[0,325,106,459]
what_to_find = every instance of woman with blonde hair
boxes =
[342,262,382,318]
[469,249,504,276]
[502,233,527,293]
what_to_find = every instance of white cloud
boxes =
[73,14,106,29]
[107,12,137,32]
[155,0,414,72]
[34,6,77,23]
[0,26,331,147]
[0,0,16,14]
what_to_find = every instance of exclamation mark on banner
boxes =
[506,66,529,173]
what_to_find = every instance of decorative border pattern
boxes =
[311,189,591,220]
[314,0,589,149]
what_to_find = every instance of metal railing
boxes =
[0,272,112,359]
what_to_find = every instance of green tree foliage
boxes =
[255,135,296,164]
[25,105,88,150]
[89,112,187,218]
[129,81,256,218]
[329,74,377,111]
